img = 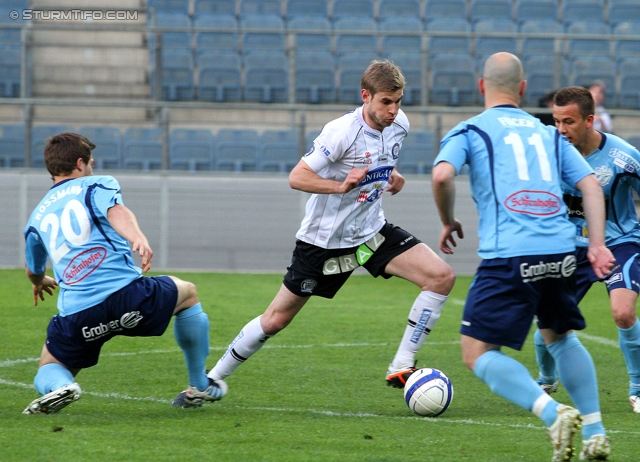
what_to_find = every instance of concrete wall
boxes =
[1,170,481,275]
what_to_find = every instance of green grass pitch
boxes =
[0,269,638,461]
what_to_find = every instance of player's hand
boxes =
[132,239,153,273]
[386,169,405,195]
[339,167,369,193]
[587,244,615,279]
[32,275,58,306]
[439,220,464,255]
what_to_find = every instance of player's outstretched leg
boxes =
[23,382,82,414]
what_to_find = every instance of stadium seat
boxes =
[566,21,611,57]
[123,127,164,171]
[240,14,286,53]
[379,16,423,54]
[31,125,75,169]
[469,0,515,23]
[515,0,559,24]
[148,0,190,14]
[520,20,563,58]
[429,53,476,106]
[425,18,472,57]
[286,0,329,19]
[424,0,468,20]
[609,1,640,27]
[523,55,567,105]
[194,14,239,53]
[619,58,640,109]
[337,52,378,104]
[295,50,336,103]
[397,130,436,175]
[155,12,191,47]
[78,126,123,170]
[0,123,25,168]
[244,51,289,103]
[385,51,423,106]
[287,16,332,50]
[331,0,375,20]
[378,0,421,18]
[258,130,301,172]
[240,0,282,17]
[215,128,259,171]
[0,44,20,97]
[194,0,237,16]
[561,0,605,26]
[334,17,378,56]
[169,128,215,171]
[570,56,616,91]
[474,19,518,63]
[197,51,242,102]
[159,47,195,100]
[613,22,640,60]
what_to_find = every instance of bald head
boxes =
[482,52,524,99]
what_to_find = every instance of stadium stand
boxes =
[523,54,568,105]
[158,47,195,100]
[287,15,332,50]
[561,0,606,26]
[147,0,190,14]
[334,16,378,55]
[378,0,422,18]
[258,129,301,172]
[520,20,563,59]
[338,51,378,104]
[240,14,286,53]
[619,58,640,109]
[286,0,329,19]
[397,130,437,174]
[294,50,336,104]
[31,125,75,169]
[78,126,123,170]
[424,0,469,20]
[425,18,472,57]
[0,123,25,168]
[194,13,239,53]
[469,0,515,23]
[570,56,616,91]
[385,51,422,106]
[429,53,476,106]
[244,51,289,103]
[613,22,640,61]
[0,44,21,98]
[123,127,164,171]
[197,50,242,102]
[515,0,559,24]
[379,16,423,54]
[240,0,282,17]
[565,20,612,57]
[194,0,237,16]
[474,19,519,64]
[215,128,260,171]
[155,11,191,48]
[331,0,376,20]
[169,128,215,171]
[609,1,640,27]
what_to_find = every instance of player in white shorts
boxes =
[179,61,455,405]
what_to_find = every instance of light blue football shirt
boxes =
[435,105,594,259]
[563,132,640,248]
[24,175,142,316]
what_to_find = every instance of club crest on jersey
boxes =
[63,247,107,284]
[362,151,372,164]
[357,183,383,203]
[392,143,400,160]
[504,190,561,216]
[594,165,613,186]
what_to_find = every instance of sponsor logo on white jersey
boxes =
[520,255,576,282]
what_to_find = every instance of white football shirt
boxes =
[296,106,409,248]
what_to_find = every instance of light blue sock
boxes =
[474,350,555,423]
[174,303,210,391]
[618,317,640,396]
[34,363,74,395]
[533,329,558,384]
[547,333,606,438]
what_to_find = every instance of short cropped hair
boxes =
[360,60,405,96]
[553,86,595,119]
[44,132,95,177]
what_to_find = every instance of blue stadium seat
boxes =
[155,12,191,47]
[215,128,259,171]
[425,18,472,57]
[429,53,476,106]
[609,1,640,27]
[240,0,282,17]
[197,51,242,102]
[619,58,640,108]
[0,0,29,10]
[0,123,25,168]
[334,17,378,55]
[240,14,286,53]
[470,0,515,23]
[159,47,195,100]
[337,52,377,104]
[31,125,75,169]
[379,16,423,54]
[378,0,421,18]
[78,126,123,170]
[244,51,289,102]
[258,130,301,172]
[474,19,518,63]
[286,0,329,19]
[523,55,567,106]
[520,20,563,58]
[397,130,436,174]
[287,16,332,50]
[515,0,559,23]
[194,14,239,53]
[332,0,375,20]
[295,50,336,103]
[123,127,164,171]
[613,22,640,60]
[194,0,237,16]
[148,0,190,13]
[570,56,616,91]
[0,6,28,44]
[169,128,215,171]
[566,21,611,57]
[424,0,468,20]
[385,51,423,106]
[0,44,20,97]
[561,0,605,26]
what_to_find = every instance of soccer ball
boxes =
[404,368,453,417]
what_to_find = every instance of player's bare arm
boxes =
[432,161,464,254]
[385,168,405,195]
[26,267,58,306]
[289,159,368,194]
[107,204,153,272]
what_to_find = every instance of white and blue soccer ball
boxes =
[404,368,453,417]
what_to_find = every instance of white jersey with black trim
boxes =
[296,106,409,249]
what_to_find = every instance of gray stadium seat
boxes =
[197,51,242,102]
[287,16,332,50]
[425,17,472,56]
[429,53,476,106]
[378,0,421,18]
[240,14,286,53]
[619,58,640,109]
[613,22,640,60]
[515,0,559,24]
[0,45,20,98]
[240,0,282,17]
[520,20,563,58]
[523,55,568,106]
[123,127,163,171]
[470,0,515,23]
[215,128,259,171]
[385,51,423,106]
[332,0,375,20]
[0,123,25,168]
[155,12,191,47]
[148,0,190,14]
[258,130,301,172]
[194,14,239,53]
[334,16,378,56]
[397,130,436,175]
[159,47,195,100]
[424,0,468,20]
[379,16,423,54]
[169,128,215,171]
[194,0,236,16]
[31,125,75,169]
[244,51,289,103]
[474,19,518,63]
[78,126,123,170]
[609,1,640,27]
[295,50,336,103]
[566,21,611,57]
[561,0,605,26]
[286,0,328,18]
[570,56,616,91]
[337,52,378,104]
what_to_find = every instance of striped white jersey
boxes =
[296,106,409,249]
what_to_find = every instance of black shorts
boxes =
[282,222,421,298]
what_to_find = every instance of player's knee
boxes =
[612,305,637,329]
[423,263,456,294]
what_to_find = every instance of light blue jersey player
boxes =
[534,86,640,416]
[22,132,225,415]
[432,53,614,461]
